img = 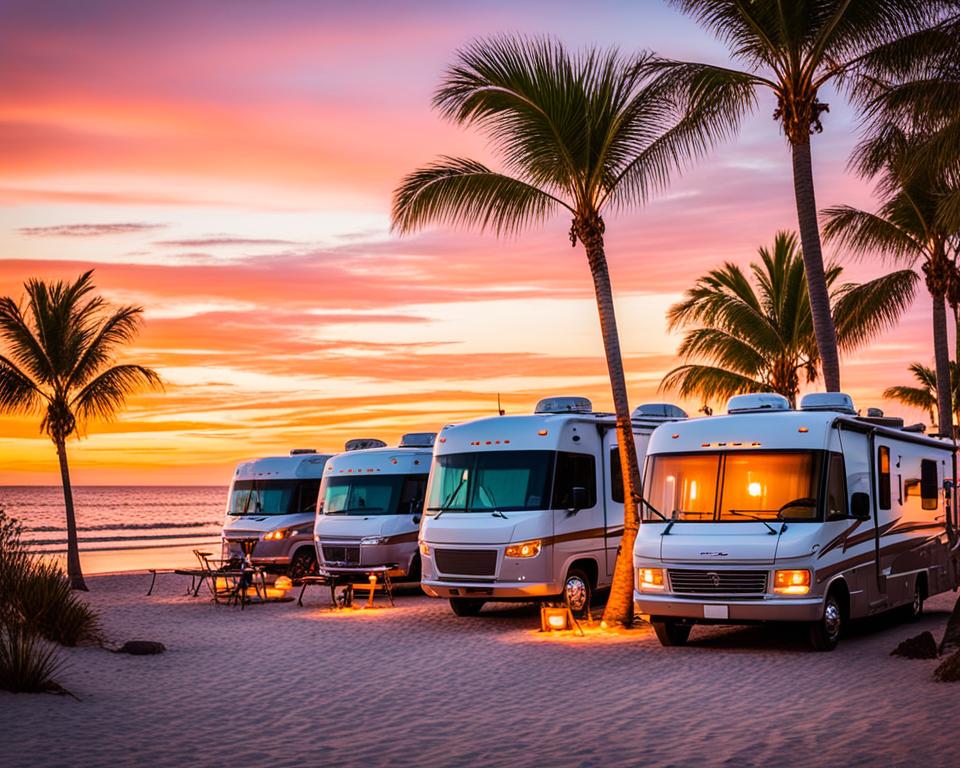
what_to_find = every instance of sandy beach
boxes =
[4,573,959,768]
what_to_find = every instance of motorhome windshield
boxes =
[427,451,553,513]
[321,474,426,516]
[643,451,823,522]
[228,479,320,516]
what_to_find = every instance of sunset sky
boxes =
[0,0,941,485]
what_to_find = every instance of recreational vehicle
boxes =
[419,397,687,616]
[313,433,436,580]
[221,442,383,577]
[633,392,960,651]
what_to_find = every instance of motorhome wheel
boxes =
[564,569,591,616]
[808,592,843,652]
[288,548,317,581]
[900,579,925,620]
[652,620,692,647]
[449,598,486,617]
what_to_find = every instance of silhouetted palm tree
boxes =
[392,37,735,626]
[823,127,958,435]
[661,231,917,406]
[884,362,960,428]
[652,0,942,393]
[0,271,161,590]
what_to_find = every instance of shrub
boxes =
[0,623,64,694]
[0,509,101,646]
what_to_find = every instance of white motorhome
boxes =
[633,392,960,651]
[419,397,687,617]
[221,441,383,577]
[313,432,436,580]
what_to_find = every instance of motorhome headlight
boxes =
[360,536,384,545]
[504,540,541,558]
[773,569,811,595]
[638,567,665,591]
[419,541,430,556]
[263,528,299,541]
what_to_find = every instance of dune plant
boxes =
[0,509,101,647]
[652,0,945,393]
[393,37,740,626]
[661,231,917,407]
[0,270,161,590]
[0,623,65,694]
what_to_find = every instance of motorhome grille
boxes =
[435,549,498,576]
[668,569,768,595]
[322,545,360,565]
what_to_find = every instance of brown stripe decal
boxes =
[381,531,419,545]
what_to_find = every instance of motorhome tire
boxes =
[808,591,843,652]
[288,548,317,581]
[652,620,692,647]
[564,568,591,616]
[900,578,925,620]
[449,598,485,617]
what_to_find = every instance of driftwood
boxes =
[114,640,166,655]
[934,649,960,682]
[891,631,939,659]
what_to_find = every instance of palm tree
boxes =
[884,362,960,429]
[661,231,917,406]
[652,0,942,393]
[0,271,161,590]
[822,127,959,436]
[392,37,736,626]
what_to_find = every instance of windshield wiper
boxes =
[333,506,384,514]
[481,485,508,519]
[728,510,779,535]
[640,497,668,521]
[427,475,468,519]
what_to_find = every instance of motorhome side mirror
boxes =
[851,492,871,520]
[568,486,588,513]
[413,515,421,525]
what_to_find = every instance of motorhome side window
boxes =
[877,445,891,510]
[398,476,427,515]
[553,452,597,509]
[296,481,320,514]
[921,459,939,511]
[826,454,847,520]
[610,448,624,503]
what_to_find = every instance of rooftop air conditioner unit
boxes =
[535,396,593,414]
[344,438,388,452]
[399,432,437,448]
[289,448,317,455]
[726,393,791,414]
[799,392,856,414]
[632,403,688,420]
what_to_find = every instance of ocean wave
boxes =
[28,531,225,546]
[25,520,220,533]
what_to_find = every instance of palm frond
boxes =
[391,157,567,236]
[833,268,919,351]
[0,355,44,415]
[821,204,922,263]
[433,36,587,194]
[659,363,765,403]
[0,297,54,384]
[674,328,767,375]
[70,365,162,424]
[67,306,146,389]
[602,60,759,210]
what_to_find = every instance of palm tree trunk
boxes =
[932,292,953,438]
[576,217,641,628]
[791,138,841,392]
[55,437,87,591]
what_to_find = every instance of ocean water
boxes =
[0,486,227,574]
